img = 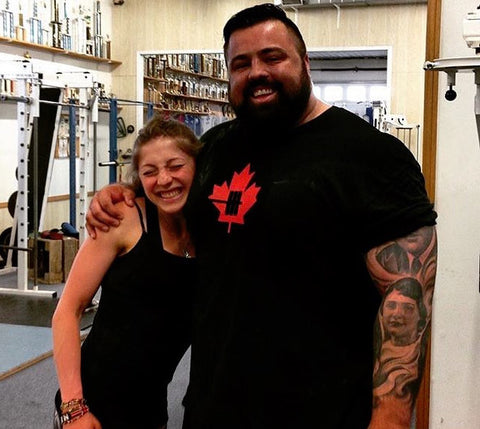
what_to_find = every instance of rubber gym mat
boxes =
[0,294,96,329]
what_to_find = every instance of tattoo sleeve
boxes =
[365,225,437,429]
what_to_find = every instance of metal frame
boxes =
[47,71,99,244]
[97,96,153,184]
[424,56,480,145]
[0,63,99,297]
[382,114,421,160]
[0,60,55,297]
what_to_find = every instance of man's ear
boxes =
[304,54,311,74]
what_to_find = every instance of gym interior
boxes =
[0,0,479,428]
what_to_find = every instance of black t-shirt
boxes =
[183,106,437,429]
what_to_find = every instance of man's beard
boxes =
[229,65,312,132]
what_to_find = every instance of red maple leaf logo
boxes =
[209,164,261,233]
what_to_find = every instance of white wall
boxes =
[430,0,480,427]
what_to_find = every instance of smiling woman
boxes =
[381,279,427,346]
[51,116,201,428]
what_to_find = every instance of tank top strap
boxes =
[133,200,146,233]
[145,198,160,236]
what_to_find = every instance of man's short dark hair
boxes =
[223,3,307,59]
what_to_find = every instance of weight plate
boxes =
[0,227,12,262]
[7,191,17,218]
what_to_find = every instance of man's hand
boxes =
[86,184,136,238]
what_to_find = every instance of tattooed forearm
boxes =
[365,226,437,429]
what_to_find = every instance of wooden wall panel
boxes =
[111,1,427,139]
[415,1,442,427]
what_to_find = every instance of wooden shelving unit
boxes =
[0,36,122,68]
[141,53,232,124]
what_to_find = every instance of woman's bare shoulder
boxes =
[118,198,144,226]
[94,199,143,246]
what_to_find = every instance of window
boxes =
[369,85,387,101]
[346,85,366,102]
[323,85,343,102]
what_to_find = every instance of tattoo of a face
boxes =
[365,226,437,425]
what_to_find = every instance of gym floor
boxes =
[0,273,68,377]
[0,270,190,429]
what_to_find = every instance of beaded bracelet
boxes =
[60,398,90,425]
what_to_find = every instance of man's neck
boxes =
[297,96,331,126]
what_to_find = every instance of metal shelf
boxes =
[424,55,480,144]
[424,56,480,72]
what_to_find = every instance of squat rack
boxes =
[0,61,99,297]
[0,60,47,297]
[45,70,100,243]
[0,62,154,297]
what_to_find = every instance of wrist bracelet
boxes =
[60,398,87,412]
[60,398,89,425]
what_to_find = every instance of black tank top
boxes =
[80,198,195,428]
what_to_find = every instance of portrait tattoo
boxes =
[365,226,437,425]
